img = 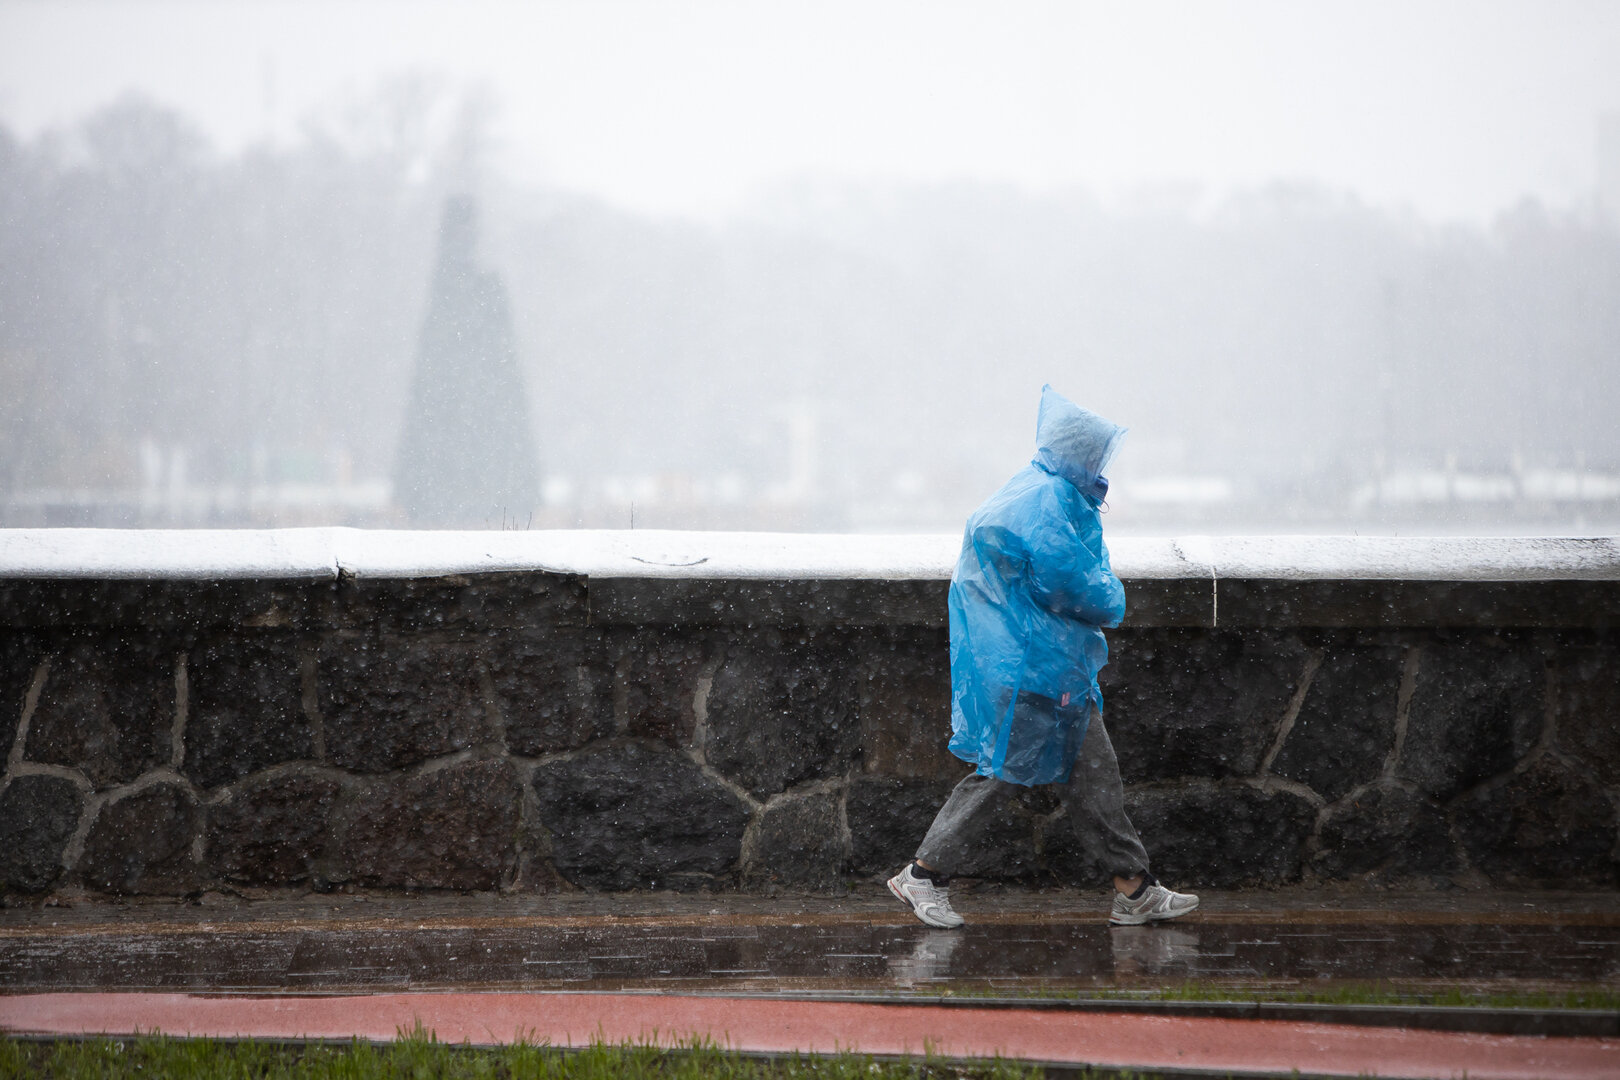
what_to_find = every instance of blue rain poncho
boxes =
[946,385,1127,786]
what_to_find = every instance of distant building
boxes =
[393,196,541,527]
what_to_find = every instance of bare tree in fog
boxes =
[0,86,451,525]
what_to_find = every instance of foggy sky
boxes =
[2,0,1618,222]
[2,0,1618,537]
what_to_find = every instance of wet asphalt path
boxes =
[3,898,1617,996]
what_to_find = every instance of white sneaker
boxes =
[1109,880,1199,926]
[887,863,965,929]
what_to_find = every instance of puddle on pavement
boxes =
[2,919,1616,994]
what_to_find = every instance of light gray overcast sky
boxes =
[2,0,1618,221]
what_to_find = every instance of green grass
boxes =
[0,1028,1058,1080]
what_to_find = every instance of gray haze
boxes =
[6,1,1620,222]
[1,2,1619,533]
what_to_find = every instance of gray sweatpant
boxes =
[914,708,1150,882]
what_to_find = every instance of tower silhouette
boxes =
[393,196,540,526]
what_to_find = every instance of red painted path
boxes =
[4,991,1618,1079]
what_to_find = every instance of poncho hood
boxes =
[1032,384,1126,501]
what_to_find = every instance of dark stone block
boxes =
[4,572,1614,634]
[0,635,43,765]
[1126,782,1316,888]
[492,634,613,757]
[1040,812,1102,886]
[185,638,313,788]
[205,771,343,885]
[0,576,589,633]
[333,573,587,633]
[616,630,706,746]
[1552,640,1620,776]
[947,793,1041,880]
[319,639,493,772]
[342,758,520,890]
[1272,645,1405,802]
[79,783,200,894]
[845,771,1036,880]
[1215,578,1620,629]
[531,742,751,890]
[857,633,959,781]
[704,635,860,798]
[1311,782,1458,880]
[25,639,174,788]
[1454,757,1619,886]
[591,578,948,628]
[0,578,333,631]
[1043,768,1155,884]
[1102,630,1306,782]
[742,789,845,891]
[846,775,956,874]
[1397,640,1542,800]
[1120,579,1215,628]
[0,775,83,892]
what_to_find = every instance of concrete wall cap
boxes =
[0,528,339,581]
[0,528,1616,582]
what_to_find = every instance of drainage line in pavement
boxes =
[683,991,1620,1039]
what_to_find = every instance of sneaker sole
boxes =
[887,876,964,929]
[1108,896,1199,927]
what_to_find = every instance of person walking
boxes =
[888,385,1198,928]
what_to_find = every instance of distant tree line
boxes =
[0,91,439,498]
[2,90,1616,527]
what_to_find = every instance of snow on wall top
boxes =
[0,528,1616,582]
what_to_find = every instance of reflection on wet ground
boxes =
[3,911,1617,996]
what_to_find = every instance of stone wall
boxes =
[1,557,1617,900]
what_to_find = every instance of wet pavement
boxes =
[3,886,1618,998]
[6,888,1619,1079]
